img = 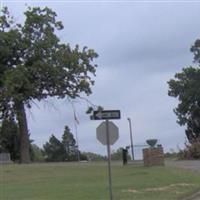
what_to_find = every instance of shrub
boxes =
[178,141,200,160]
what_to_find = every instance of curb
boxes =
[183,191,200,200]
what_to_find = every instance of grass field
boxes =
[1,162,200,200]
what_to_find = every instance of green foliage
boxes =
[0,119,36,162]
[81,152,106,161]
[62,126,78,161]
[111,147,131,161]
[111,147,123,160]
[79,153,88,160]
[0,6,98,162]
[86,105,104,114]
[168,67,200,125]
[164,150,177,159]
[0,6,98,118]
[43,134,66,162]
[0,119,20,161]
[185,106,200,143]
[43,126,79,162]
[168,39,200,143]
[178,142,200,160]
[30,144,44,162]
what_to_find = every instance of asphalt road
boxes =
[165,160,200,172]
[166,160,200,200]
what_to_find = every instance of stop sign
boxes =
[96,121,119,145]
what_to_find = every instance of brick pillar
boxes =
[143,146,164,167]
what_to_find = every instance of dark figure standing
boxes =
[122,148,128,165]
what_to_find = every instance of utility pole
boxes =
[127,117,134,160]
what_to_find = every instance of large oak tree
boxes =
[0,7,98,163]
[168,39,200,143]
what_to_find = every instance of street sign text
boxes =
[93,110,121,120]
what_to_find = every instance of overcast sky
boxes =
[1,0,200,158]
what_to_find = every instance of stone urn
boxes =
[146,139,158,148]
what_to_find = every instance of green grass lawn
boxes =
[1,162,200,200]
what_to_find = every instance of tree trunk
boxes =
[15,101,30,163]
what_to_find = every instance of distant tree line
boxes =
[0,120,82,162]
[0,119,20,160]
[0,120,126,162]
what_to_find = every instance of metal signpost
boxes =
[93,110,120,200]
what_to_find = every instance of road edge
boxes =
[183,190,200,200]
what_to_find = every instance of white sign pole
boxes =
[106,119,113,200]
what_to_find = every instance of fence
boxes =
[130,144,149,160]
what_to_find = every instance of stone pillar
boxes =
[143,145,164,167]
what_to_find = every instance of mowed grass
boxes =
[1,162,200,200]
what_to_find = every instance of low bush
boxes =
[178,141,200,160]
